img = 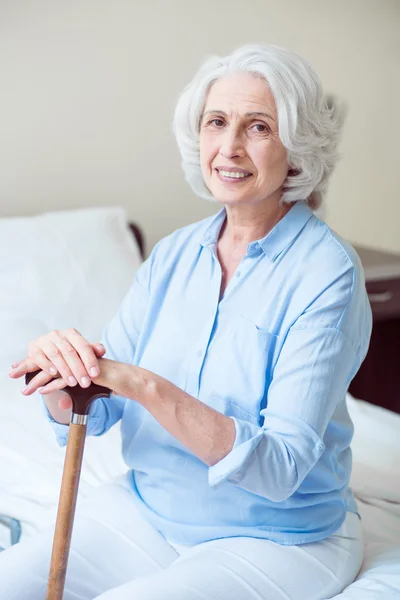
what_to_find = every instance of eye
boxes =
[250,123,270,133]
[206,118,225,127]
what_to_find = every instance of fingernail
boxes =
[11,363,18,368]
[21,386,28,393]
[90,367,99,377]
[80,376,90,387]
[68,376,77,386]
[49,367,57,376]
[38,387,45,392]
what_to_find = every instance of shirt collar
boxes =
[200,200,314,261]
[199,207,226,248]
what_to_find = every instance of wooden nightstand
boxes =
[348,246,400,414]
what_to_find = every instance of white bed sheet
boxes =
[0,372,399,598]
[0,374,126,537]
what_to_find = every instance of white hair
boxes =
[172,44,343,210]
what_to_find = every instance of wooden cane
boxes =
[26,370,112,600]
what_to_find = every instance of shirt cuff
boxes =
[208,413,326,501]
[40,396,69,447]
[208,417,264,489]
[40,394,106,448]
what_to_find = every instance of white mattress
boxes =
[0,372,399,598]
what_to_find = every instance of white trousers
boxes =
[0,474,363,600]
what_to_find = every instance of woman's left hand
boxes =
[26,358,121,395]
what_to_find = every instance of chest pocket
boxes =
[202,313,278,424]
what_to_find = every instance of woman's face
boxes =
[199,71,289,208]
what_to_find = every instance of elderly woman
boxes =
[3,44,371,600]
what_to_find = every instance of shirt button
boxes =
[236,271,241,277]
[196,350,202,358]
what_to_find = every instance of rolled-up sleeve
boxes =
[209,273,372,501]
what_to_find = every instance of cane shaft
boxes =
[24,370,111,599]
[46,422,87,600]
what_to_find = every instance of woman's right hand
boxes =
[8,328,107,397]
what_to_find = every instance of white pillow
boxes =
[0,206,141,536]
[0,206,142,369]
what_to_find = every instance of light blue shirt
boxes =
[46,200,372,545]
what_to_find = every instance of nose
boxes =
[219,127,245,159]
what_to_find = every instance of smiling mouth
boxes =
[216,169,253,182]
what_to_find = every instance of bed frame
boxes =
[129,222,145,259]
[350,246,400,415]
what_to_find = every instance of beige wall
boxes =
[0,0,399,255]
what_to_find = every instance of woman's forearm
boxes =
[95,361,236,467]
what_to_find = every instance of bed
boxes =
[0,206,399,598]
